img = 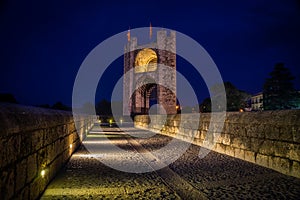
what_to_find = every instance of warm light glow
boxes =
[72,153,105,158]
[135,48,157,73]
[70,144,73,149]
[176,105,179,109]
[109,119,113,124]
[43,187,124,196]
[41,169,46,178]
[239,108,244,112]
[82,140,126,144]
[86,134,122,138]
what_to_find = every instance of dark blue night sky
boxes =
[0,0,299,106]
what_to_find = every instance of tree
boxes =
[52,101,71,111]
[199,97,211,113]
[222,82,250,111]
[96,99,112,115]
[263,63,298,110]
[37,104,51,109]
[0,93,17,104]
[199,82,250,112]
[80,102,95,114]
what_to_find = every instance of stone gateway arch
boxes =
[123,30,177,116]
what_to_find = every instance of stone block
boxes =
[205,131,214,143]
[213,132,222,144]
[256,153,269,167]
[170,126,175,134]
[72,132,79,143]
[238,126,247,137]
[21,185,30,199]
[279,126,293,142]
[228,123,243,136]
[68,122,76,133]
[62,124,68,137]
[37,149,47,171]
[193,130,200,139]
[60,137,68,152]
[215,143,226,154]
[21,133,34,158]
[173,120,179,127]
[49,155,61,180]
[221,134,231,145]
[274,141,291,158]
[244,150,255,163]
[270,157,290,175]
[250,138,264,153]
[243,137,252,150]
[225,146,235,157]
[193,138,203,146]
[222,123,230,134]
[256,123,266,138]
[292,126,300,143]
[264,125,280,140]
[174,127,179,134]
[231,137,241,148]
[0,136,20,168]
[31,130,44,152]
[247,125,259,138]
[15,159,27,192]
[291,161,300,178]
[43,128,55,146]
[200,130,206,140]
[234,148,245,160]
[0,169,15,199]
[202,122,209,131]
[288,144,300,162]
[232,137,250,150]
[46,143,56,163]
[258,140,274,155]
[186,129,194,137]
[27,154,37,182]
[29,177,46,200]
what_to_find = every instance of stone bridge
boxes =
[0,103,299,199]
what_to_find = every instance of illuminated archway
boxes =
[135,48,157,73]
[131,76,158,114]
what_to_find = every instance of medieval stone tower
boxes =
[123,29,176,116]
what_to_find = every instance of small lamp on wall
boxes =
[41,169,46,178]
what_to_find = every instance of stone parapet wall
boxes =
[0,103,95,199]
[135,110,300,178]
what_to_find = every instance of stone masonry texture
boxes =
[0,103,95,199]
[123,30,176,115]
[41,126,300,199]
[135,110,300,178]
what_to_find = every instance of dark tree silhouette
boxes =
[80,102,94,114]
[199,82,250,112]
[37,104,51,109]
[52,101,71,111]
[263,63,298,110]
[0,93,17,104]
[96,99,112,115]
[199,97,211,113]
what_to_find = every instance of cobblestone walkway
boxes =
[41,125,300,199]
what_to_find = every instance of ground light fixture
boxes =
[41,169,46,178]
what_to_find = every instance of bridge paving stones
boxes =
[41,126,300,199]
